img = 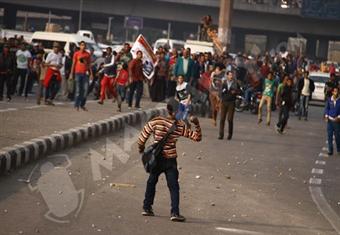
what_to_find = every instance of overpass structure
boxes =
[1,0,339,59]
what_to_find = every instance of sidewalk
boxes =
[0,98,160,149]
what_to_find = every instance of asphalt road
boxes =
[0,105,339,235]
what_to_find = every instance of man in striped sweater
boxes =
[138,103,202,222]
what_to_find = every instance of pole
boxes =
[24,12,28,31]
[107,17,113,41]
[78,0,83,31]
[218,0,233,51]
[48,10,51,25]
[167,22,171,40]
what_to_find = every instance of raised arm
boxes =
[181,117,202,142]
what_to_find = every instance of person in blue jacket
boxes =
[173,48,194,83]
[324,87,340,156]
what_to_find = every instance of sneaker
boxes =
[135,106,142,111]
[7,97,11,102]
[141,209,155,216]
[170,214,186,222]
[258,119,262,124]
[128,106,132,110]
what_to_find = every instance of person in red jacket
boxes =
[115,63,129,112]
[98,47,117,105]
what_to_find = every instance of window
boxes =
[32,39,66,50]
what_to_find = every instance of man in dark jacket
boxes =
[0,45,15,101]
[219,71,240,140]
[276,77,293,134]
[128,50,144,110]
[297,71,315,121]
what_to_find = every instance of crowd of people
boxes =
[1,35,340,153]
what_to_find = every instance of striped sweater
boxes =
[138,116,202,158]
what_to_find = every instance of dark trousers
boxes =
[277,105,290,132]
[0,73,12,99]
[45,75,60,101]
[327,121,340,154]
[166,80,177,98]
[143,158,180,215]
[219,101,235,138]
[25,71,38,97]
[128,80,143,108]
[13,68,28,96]
[150,76,166,102]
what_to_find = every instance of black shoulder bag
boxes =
[141,121,177,173]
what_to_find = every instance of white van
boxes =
[184,40,215,54]
[31,31,102,57]
[309,72,330,101]
[153,38,185,53]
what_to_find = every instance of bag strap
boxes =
[157,120,177,147]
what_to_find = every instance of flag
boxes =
[130,34,157,79]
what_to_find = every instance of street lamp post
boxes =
[106,17,114,42]
[78,0,83,31]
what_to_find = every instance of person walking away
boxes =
[36,51,46,105]
[43,42,62,105]
[324,87,340,156]
[191,53,205,89]
[98,47,116,105]
[0,45,15,102]
[175,75,192,123]
[276,77,293,134]
[69,41,94,111]
[59,49,69,100]
[137,102,202,222]
[219,71,240,140]
[128,50,144,110]
[14,43,31,96]
[209,65,223,126]
[150,51,168,102]
[258,71,275,126]
[297,71,315,121]
[167,49,178,98]
[25,50,42,100]
[115,63,129,112]
[174,48,194,84]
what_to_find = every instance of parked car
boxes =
[184,40,214,54]
[309,72,330,101]
[153,38,185,53]
[31,31,102,57]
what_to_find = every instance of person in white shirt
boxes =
[297,71,315,121]
[14,43,31,96]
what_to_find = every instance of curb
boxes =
[0,104,204,174]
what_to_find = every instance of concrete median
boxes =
[0,104,204,174]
